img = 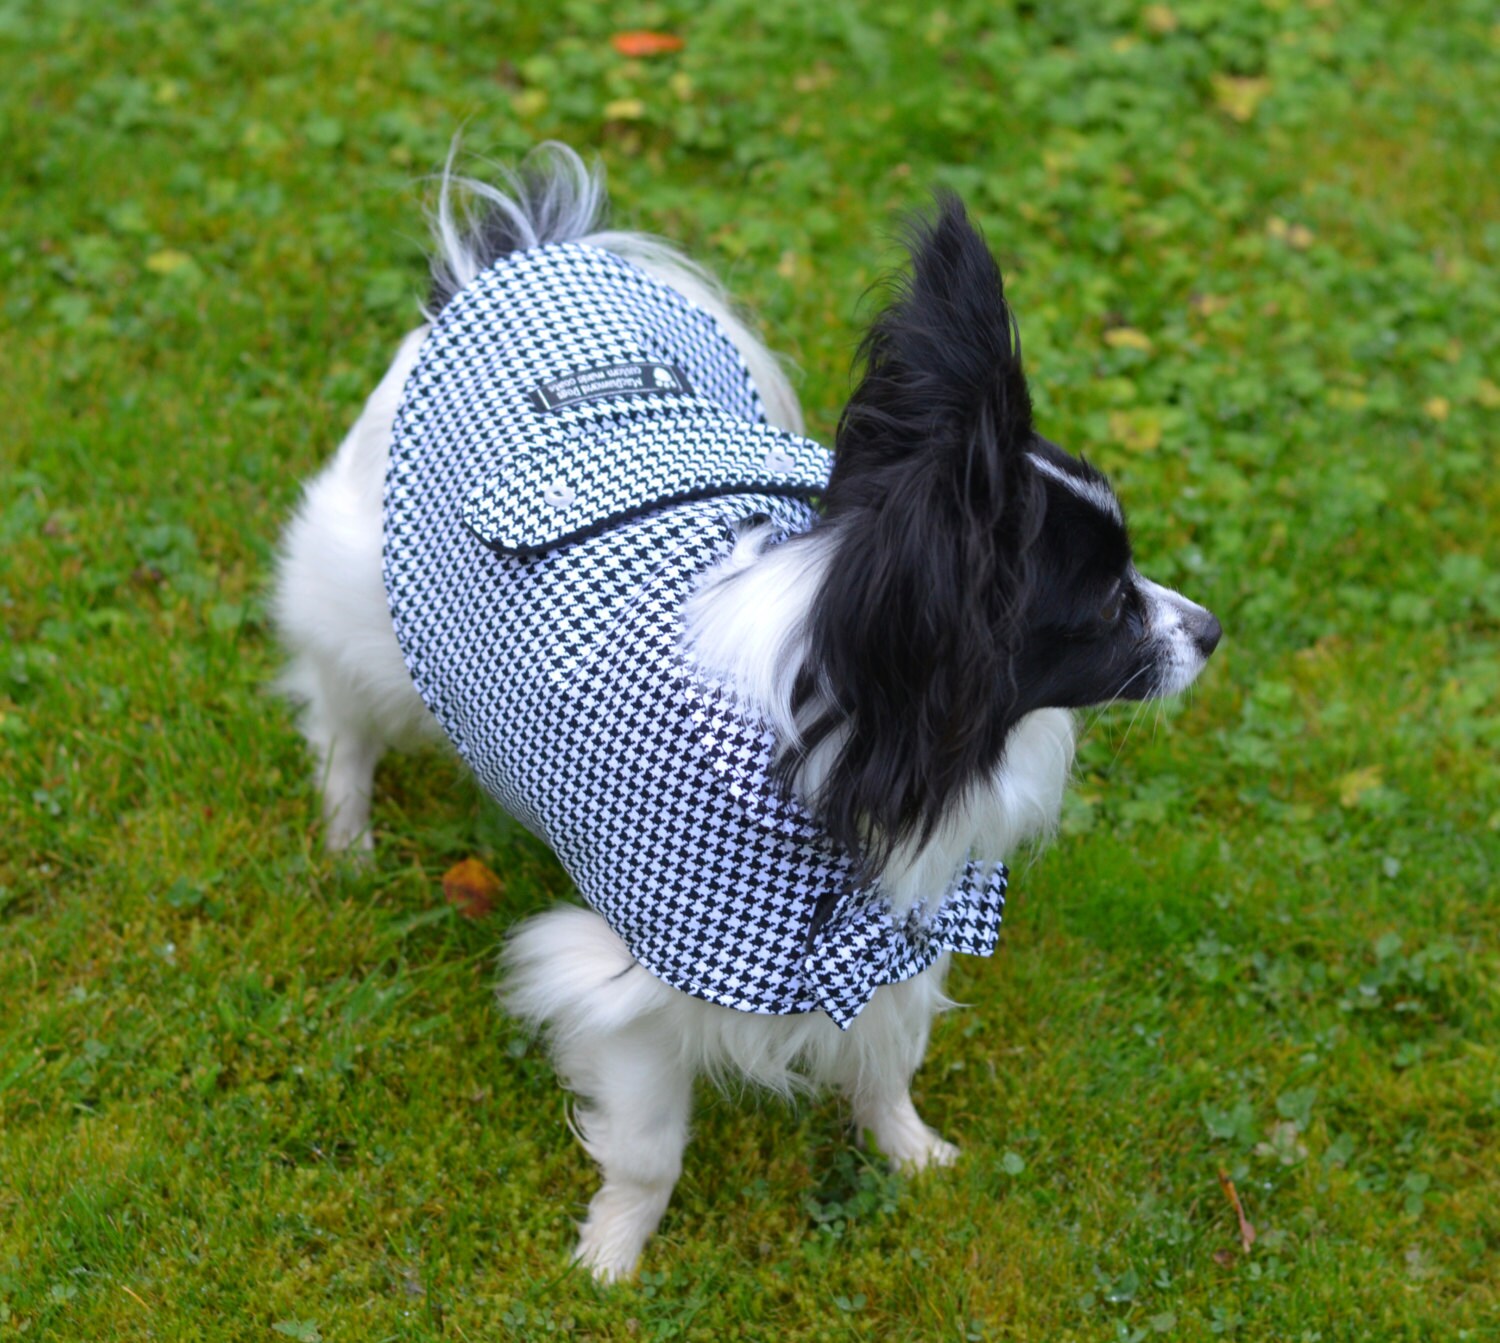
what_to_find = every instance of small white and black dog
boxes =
[273,144,1219,1280]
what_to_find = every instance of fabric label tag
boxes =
[529,361,695,412]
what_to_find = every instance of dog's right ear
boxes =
[785,195,1046,879]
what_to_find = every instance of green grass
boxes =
[2,0,1497,1337]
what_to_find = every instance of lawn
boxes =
[2,1,1497,1338]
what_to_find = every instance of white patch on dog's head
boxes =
[1026,451,1123,524]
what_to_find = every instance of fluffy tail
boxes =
[423,141,803,433]
[427,141,608,317]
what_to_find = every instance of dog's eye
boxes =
[1100,586,1124,623]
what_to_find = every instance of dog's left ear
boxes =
[789,193,1045,875]
[826,190,1038,522]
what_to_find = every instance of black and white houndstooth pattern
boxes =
[384,242,1007,1028]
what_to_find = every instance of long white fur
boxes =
[271,146,1076,1282]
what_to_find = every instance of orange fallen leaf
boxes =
[1217,1168,1257,1254]
[442,857,503,920]
[611,31,685,57]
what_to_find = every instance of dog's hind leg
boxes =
[560,1018,694,1282]
[503,907,696,1282]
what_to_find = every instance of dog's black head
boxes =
[785,193,1219,873]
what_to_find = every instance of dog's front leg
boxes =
[303,702,383,854]
[824,967,959,1171]
[558,1018,694,1283]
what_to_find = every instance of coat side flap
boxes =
[462,417,832,556]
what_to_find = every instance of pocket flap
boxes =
[462,414,832,555]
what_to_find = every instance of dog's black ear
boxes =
[788,193,1045,876]
[825,191,1037,516]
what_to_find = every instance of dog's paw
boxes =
[855,1092,961,1173]
[324,822,374,862]
[573,1225,643,1285]
[573,1180,672,1284]
[889,1132,960,1173]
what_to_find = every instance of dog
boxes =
[272,143,1220,1281]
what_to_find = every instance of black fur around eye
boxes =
[1100,585,1124,623]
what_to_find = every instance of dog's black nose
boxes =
[1194,611,1222,658]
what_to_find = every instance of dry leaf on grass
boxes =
[1211,73,1271,122]
[442,857,503,920]
[1103,325,1153,352]
[611,31,685,57]
[1217,1168,1257,1254]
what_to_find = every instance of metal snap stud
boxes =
[542,480,576,509]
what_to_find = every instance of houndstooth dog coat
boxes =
[383,242,1007,1028]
